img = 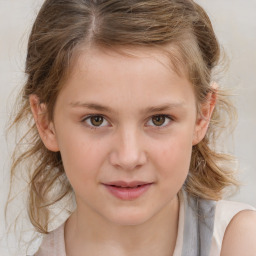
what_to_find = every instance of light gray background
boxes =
[0,0,256,255]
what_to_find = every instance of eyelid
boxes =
[146,114,173,128]
[80,114,173,129]
[81,114,110,129]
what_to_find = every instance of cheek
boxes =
[151,132,193,183]
[56,132,109,186]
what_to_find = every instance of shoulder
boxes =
[220,209,256,255]
[211,199,256,256]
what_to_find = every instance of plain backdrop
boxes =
[0,0,256,255]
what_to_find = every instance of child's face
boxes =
[46,47,208,225]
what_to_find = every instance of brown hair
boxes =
[8,0,238,234]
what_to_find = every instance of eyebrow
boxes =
[70,102,115,113]
[69,101,185,114]
[143,102,185,114]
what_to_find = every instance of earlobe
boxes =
[192,87,217,145]
[29,95,59,152]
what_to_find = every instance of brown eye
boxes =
[147,115,172,127]
[83,115,109,128]
[90,116,104,126]
[152,115,166,126]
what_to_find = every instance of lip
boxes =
[105,180,151,188]
[103,181,153,200]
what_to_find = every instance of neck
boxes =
[65,195,179,256]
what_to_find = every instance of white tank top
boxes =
[33,190,256,256]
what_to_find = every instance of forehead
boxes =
[57,46,195,111]
[69,44,187,78]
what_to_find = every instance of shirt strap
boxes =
[181,190,216,256]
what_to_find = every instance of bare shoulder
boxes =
[220,210,256,256]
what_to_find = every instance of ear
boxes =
[29,94,59,152]
[192,83,218,145]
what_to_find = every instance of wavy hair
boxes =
[7,0,238,234]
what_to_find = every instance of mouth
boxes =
[104,180,152,188]
[109,184,145,189]
[102,181,153,200]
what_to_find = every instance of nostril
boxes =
[109,149,147,171]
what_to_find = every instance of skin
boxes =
[30,46,218,256]
[220,210,256,255]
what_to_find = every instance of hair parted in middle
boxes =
[9,0,238,233]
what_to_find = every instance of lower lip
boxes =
[104,184,152,200]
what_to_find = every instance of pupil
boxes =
[91,116,103,126]
[152,116,165,126]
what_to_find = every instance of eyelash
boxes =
[81,115,110,130]
[81,114,173,129]
[146,115,173,128]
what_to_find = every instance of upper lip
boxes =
[103,181,153,188]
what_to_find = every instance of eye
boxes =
[147,115,172,127]
[83,115,109,128]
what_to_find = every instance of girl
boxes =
[7,0,256,255]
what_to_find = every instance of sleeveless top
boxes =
[33,190,256,256]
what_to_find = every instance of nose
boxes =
[109,127,147,171]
